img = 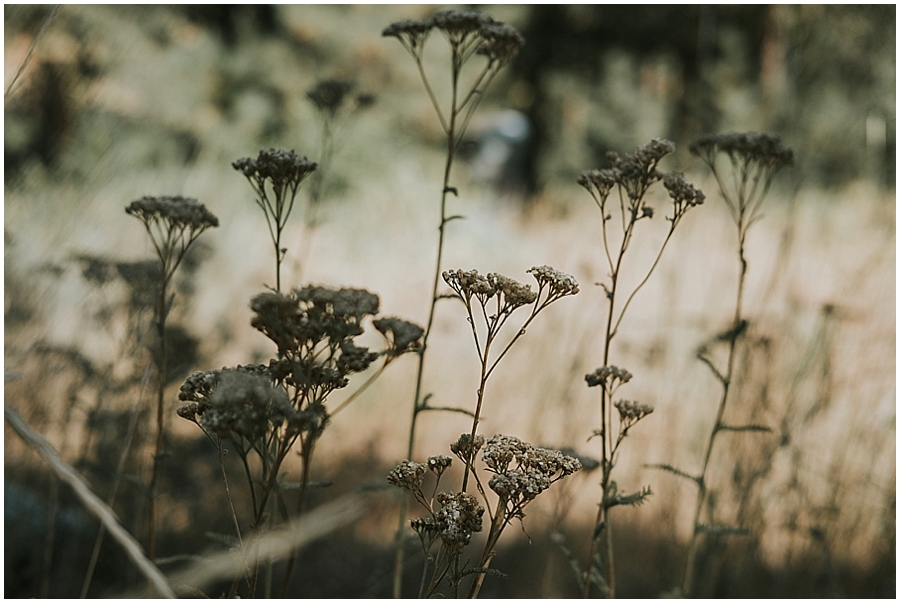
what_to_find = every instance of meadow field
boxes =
[4,5,895,598]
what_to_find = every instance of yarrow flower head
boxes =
[435,491,484,551]
[481,434,582,511]
[689,132,794,171]
[387,459,427,491]
[373,317,425,357]
[663,172,705,219]
[126,195,219,231]
[605,138,676,201]
[450,432,486,463]
[585,365,633,389]
[232,149,318,193]
[528,265,580,299]
[477,22,524,64]
[614,399,655,429]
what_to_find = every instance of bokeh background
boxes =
[4,4,895,598]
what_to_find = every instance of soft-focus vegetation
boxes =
[4,5,894,598]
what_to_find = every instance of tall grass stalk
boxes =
[381,9,524,597]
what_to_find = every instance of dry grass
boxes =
[4,4,894,598]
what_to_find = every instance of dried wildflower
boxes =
[250,286,380,359]
[689,132,793,172]
[664,172,705,215]
[614,399,655,429]
[528,265,580,299]
[382,17,433,57]
[197,369,293,444]
[450,432,486,461]
[487,272,537,309]
[427,454,453,476]
[430,8,490,39]
[477,22,524,64]
[387,459,427,491]
[232,149,318,191]
[605,138,675,201]
[410,516,439,539]
[435,491,484,551]
[443,268,494,300]
[373,317,424,357]
[307,79,355,115]
[585,366,633,389]
[126,195,219,231]
[482,434,582,508]
[578,168,619,202]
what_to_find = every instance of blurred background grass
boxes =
[4,4,895,598]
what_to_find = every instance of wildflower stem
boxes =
[394,45,463,600]
[682,198,748,597]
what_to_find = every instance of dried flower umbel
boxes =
[653,132,793,596]
[125,194,217,561]
[577,140,702,597]
[233,148,318,291]
[389,434,580,598]
[442,266,578,495]
[383,9,524,597]
[179,285,421,597]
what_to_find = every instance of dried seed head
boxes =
[585,365,633,388]
[663,172,705,210]
[528,265,580,297]
[689,132,794,171]
[478,22,524,64]
[307,79,356,115]
[382,17,433,51]
[387,459,427,491]
[482,434,582,507]
[232,149,318,189]
[443,268,495,299]
[614,399,655,433]
[427,454,453,477]
[373,317,425,356]
[430,8,491,38]
[126,195,219,231]
[578,168,619,200]
[197,369,293,444]
[450,432,486,461]
[487,272,537,309]
[435,491,484,551]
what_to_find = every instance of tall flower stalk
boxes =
[233,149,318,292]
[662,132,793,596]
[388,265,580,598]
[382,9,524,597]
[576,141,704,597]
[178,286,423,597]
[125,195,218,561]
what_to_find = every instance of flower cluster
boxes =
[585,365,633,389]
[384,9,523,65]
[481,435,582,513]
[434,491,484,552]
[126,195,219,231]
[232,149,318,193]
[450,432,486,463]
[387,459,427,491]
[614,399,655,431]
[689,132,794,172]
[373,317,425,358]
[527,265,581,299]
[604,138,676,201]
[250,286,379,363]
[664,172,706,218]
[177,366,323,447]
